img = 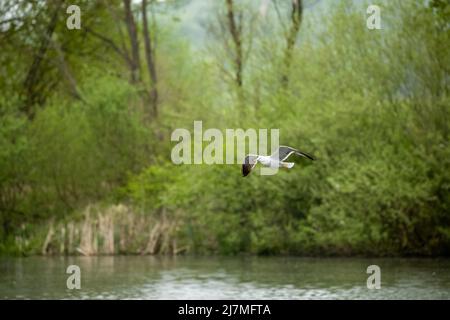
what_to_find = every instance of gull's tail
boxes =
[281,162,294,169]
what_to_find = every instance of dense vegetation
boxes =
[0,0,449,256]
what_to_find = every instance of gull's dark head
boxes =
[242,163,252,177]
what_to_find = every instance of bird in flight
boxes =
[242,146,315,177]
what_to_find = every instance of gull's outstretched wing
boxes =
[270,146,315,161]
[242,155,259,177]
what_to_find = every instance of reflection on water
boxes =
[0,256,449,299]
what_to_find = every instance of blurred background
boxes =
[0,0,449,259]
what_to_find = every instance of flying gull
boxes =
[242,146,315,177]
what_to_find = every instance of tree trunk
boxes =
[123,0,141,83]
[142,0,159,117]
[282,0,302,88]
[225,0,243,88]
[22,0,63,118]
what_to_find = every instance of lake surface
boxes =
[0,256,449,299]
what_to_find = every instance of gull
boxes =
[242,145,315,177]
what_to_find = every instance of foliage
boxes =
[0,0,449,256]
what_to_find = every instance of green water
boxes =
[0,256,449,299]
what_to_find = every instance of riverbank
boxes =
[2,203,449,258]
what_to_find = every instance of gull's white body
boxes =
[242,146,314,177]
[252,155,294,169]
